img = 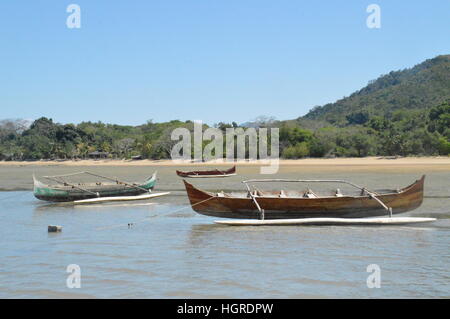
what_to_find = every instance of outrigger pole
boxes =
[243,182,265,220]
[43,171,153,195]
[43,176,100,197]
[242,179,394,218]
[82,172,152,193]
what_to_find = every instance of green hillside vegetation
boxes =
[276,55,450,158]
[304,55,450,126]
[278,99,449,158]
[0,56,449,160]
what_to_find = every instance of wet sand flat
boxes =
[1,156,450,168]
[0,157,449,191]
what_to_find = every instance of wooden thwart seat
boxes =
[303,189,318,198]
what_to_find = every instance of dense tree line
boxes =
[0,118,192,160]
[0,100,448,161]
[279,100,449,158]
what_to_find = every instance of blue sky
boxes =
[0,1,449,125]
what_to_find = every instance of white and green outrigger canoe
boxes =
[33,171,158,202]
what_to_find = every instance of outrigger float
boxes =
[183,175,436,226]
[33,171,170,204]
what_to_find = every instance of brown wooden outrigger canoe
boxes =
[176,166,236,178]
[183,176,425,219]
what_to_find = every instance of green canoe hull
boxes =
[33,173,157,202]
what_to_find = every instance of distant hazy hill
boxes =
[303,55,450,126]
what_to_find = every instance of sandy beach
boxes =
[1,156,449,169]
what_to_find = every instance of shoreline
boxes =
[1,156,449,167]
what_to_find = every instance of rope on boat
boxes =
[44,172,87,178]
[95,195,216,231]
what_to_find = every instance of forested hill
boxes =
[303,55,450,126]
[1,56,449,161]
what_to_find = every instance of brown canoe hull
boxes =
[176,166,236,178]
[183,176,425,219]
